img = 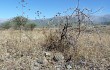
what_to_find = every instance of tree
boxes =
[11,16,28,42]
[25,22,37,30]
[11,16,28,29]
[0,21,11,29]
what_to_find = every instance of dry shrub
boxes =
[42,25,76,61]
[42,25,110,68]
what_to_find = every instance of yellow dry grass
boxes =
[0,27,110,69]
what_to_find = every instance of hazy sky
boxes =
[0,0,110,19]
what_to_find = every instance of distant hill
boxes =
[0,14,110,26]
[33,14,110,26]
[90,14,110,24]
[0,18,8,23]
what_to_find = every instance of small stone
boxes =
[43,56,49,65]
[56,67,61,70]
[44,51,53,60]
[37,56,48,65]
[66,65,72,69]
[55,65,62,70]
[44,52,51,56]
[53,53,64,62]
[37,59,43,64]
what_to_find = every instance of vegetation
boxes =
[11,16,28,29]
[0,27,110,70]
[25,22,37,30]
[102,22,110,25]
[0,0,110,70]
[0,16,37,30]
[0,21,11,29]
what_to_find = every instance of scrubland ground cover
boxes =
[0,26,110,70]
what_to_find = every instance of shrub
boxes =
[0,21,11,29]
[25,22,37,30]
[42,23,76,61]
[11,16,28,29]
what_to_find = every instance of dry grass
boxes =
[0,26,110,70]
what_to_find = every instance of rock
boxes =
[37,59,43,64]
[33,62,40,70]
[53,53,64,62]
[66,65,72,69]
[43,56,49,65]
[44,51,53,61]
[44,52,51,56]
[37,56,48,65]
[56,67,61,70]
[55,65,62,70]
[31,58,48,70]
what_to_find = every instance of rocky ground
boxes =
[0,28,110,70]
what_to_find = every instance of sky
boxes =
[0,0,110,19]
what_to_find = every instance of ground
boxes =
[0,26,110,70]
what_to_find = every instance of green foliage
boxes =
[0,16,37,30]
[105,22,110,25]
[25,22,37,30]
[12,16,28,28]
[0,21,11,29]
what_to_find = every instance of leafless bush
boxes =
[42,0,104,65]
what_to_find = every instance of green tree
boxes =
[11,16,28,29]
[25,23,37,30]
[0,21,11,29]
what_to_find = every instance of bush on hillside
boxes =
[25,22,37,30]
[0,21,11,29]
[0,16,37,30]
[11,16,28,29]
